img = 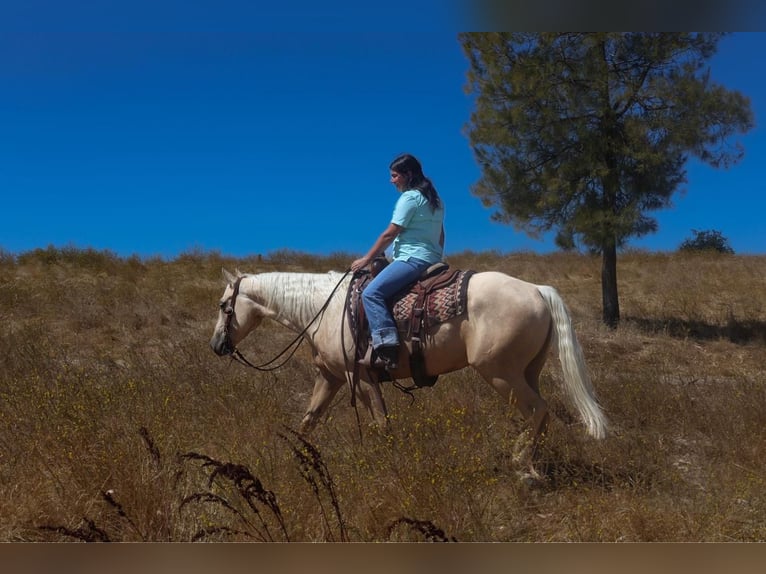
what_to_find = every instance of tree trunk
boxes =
[601,241,620,328]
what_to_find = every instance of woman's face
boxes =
[390,170,409,192]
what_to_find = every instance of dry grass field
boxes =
[1,246,765,542]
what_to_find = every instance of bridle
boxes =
[219,271,351,372]
[219,275,245,357]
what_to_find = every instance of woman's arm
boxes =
[350,222,402,272]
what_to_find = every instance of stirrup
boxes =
[376,345,399,370]
[358,345,399,370]
[358,346,376,368]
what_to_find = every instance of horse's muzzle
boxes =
[209,332,234,356]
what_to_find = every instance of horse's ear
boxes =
[222,267,238,285]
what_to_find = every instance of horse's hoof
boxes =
[516,469,545,488]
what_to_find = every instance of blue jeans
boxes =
[362,257,431,348]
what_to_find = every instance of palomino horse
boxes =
[209,267,607,479]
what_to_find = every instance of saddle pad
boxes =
[392,269,473,329]
[346,269,474,340]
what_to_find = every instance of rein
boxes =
[225,270,351,372]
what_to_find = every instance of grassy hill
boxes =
[1,247,765,541]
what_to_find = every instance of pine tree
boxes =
[460,33,754,327]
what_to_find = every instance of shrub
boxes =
[678,229,734,254]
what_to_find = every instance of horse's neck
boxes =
[246,272,341,332]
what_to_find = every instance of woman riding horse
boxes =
[350,154,445,373]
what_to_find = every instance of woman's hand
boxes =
[351,222,401,274]
[350,257,370,273]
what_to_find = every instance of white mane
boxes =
[246,271,347,327]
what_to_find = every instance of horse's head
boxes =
[209,268,265,356]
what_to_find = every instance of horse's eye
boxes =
[224,306,233,315]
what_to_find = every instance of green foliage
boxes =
[679,229,735,254]
[459,33,754,324]
[460,32,752,251]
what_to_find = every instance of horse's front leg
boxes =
[353,376,390,431]
[299,366,344,435]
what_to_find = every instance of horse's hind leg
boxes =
[511,324,555,477]
[525,323,553,396]
[478,367,550,481]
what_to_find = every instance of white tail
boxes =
[537,285,608,439]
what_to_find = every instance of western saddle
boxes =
[347,256,474,388]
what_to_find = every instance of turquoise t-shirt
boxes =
[390,189,444,264]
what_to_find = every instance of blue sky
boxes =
[2,26,765,258]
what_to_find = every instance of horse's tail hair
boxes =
[537,285,608,440]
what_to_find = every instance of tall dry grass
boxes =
[1,246,765,541]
